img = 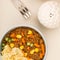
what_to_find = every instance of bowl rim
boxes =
[0,24,47,60]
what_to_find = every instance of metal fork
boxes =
[11,0,31,19]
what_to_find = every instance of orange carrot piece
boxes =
[40,53,43,59]
[41,44,45,55]
[27,57,31,60]
[40,39,43,44]
[34,43,40,48]
[10,33,16,38]
[22,38,25,44]
[22,33,24,36]
[20,42,22,45]
[27,35,34,38]
[27,47,30,50]
[12,38,18,41]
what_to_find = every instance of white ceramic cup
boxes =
[38,1,60,29]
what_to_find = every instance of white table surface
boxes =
[0,0,60,60]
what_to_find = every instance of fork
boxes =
[11,0,31,19]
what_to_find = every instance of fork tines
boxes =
[12,0,31,19]
[20,7,31,19]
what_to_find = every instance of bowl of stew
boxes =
[0,25,47,60]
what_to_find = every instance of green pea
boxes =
[8,39,12,43]
[2,47,4,50]
[2,43,5,47]
[5,37,9,41]
[30,43,34,47]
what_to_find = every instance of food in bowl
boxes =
[1,27,46,60]
[2,45,30,60]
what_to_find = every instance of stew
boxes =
[1,27,46,60]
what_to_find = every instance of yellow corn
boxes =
[28,30,32,34]
[34,48,39,52]
[27,42,30,46]
[30,50,35,54]
[20,46,24,50]
[16,34,22,39]
[24,53,27,57]
[10,43,14,48]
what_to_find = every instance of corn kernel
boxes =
[16,34,22,39]
[10,43,14,48]
[5,37,9,41]
[27,42,30,46]
[30,50,35,54]
[28,30,32,34]
[24,53,27,57]
[20,46,24,50]
[34,48,39,52]
[2,43,5,47]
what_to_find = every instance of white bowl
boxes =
[0,24,47,60]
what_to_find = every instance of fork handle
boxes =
[12,0,27,12]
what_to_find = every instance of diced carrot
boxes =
[34,43,40,48]
[12,38,18,41]
[20,42,22,45]
[27,57,32,60]
[27,35,32,37]
[39,44,45,59]
[21,33,24,36]
[22,38,25,44]
[27,35,34,38]
[27,47,30,50]
[41,44,45,55]
[40,53,43,59]
[40,39,43,44]
[10,33,16,38]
